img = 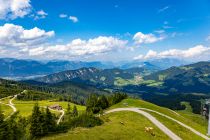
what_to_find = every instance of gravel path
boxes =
[105,108,182,140]
[0,95,17,119]
[47,107,65,124]
[57,110,65,124]
[139,107,210,140]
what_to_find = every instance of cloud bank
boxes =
[0,24,54,47]
[0,0,31,19]
[134,45,210,60]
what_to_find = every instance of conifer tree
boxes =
[73,105,78,117]
[98,95,109,109]
[0,107,4,124]
[44,107,56,133]
[0,107,9,139]
[30,103,42,137]
[66,103,71,115]
[86,94,97,113]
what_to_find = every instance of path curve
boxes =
[105,108,182,140]
[9,95,17,112]
[47,107,65,124]
[138,108,210,140]
[0,95,17,119]
[1,95,65,124]
[57,110,65,124]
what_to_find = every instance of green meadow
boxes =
[42,111,170,140]
[41,98,208,140]
[110,99,207,135]
[13,100,86,117]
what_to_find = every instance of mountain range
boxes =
[0,58,188,80]
[30,61,210,94]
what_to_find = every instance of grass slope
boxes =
[42,111,170,140]
[0,103,13,117]
[177,102,207,131]
[110,99,208,139]
[43,98,208,140]
[13,100,86,117]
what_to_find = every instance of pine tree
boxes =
[98,95,109,109]
[30,103,42,137]
[7,112,23,140]
[0,107,9,140]
[44,107,56,133]
[0,107,4,123]
[73,105,78,117]
[86,94,97,113]
[66,103,71,115]
[67,96,71,102]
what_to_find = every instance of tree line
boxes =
[86,93,128,114]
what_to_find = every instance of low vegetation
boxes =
[42,111,170,140]
[110,98,208,135]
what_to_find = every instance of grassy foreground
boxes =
[42,98,208,140]
[1,97,207,140]
[42,111,170,140]
[110,99,208,140]
[110,98,207,135]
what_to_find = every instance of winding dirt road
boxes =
[105,108,182,140]
[57,110,65,124]
[106,108,210,140]
[0,95,65,124]
[8,95,17,112]
[0,95,17,119]
[47,107,65,124]
[138,107,210,140]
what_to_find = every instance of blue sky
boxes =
[0,0,210,62]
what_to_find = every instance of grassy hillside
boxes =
[42,98,208,140]
[110,99,207,134]
[177,102,207,129]
[13,100,85,117]
[42,111,170,140]
[143,61,210,93]
[0,95,86,117]
[0,103,13,117]
[111,99,208,140]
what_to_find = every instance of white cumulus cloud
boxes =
[0,23,54,47]
[134,45,210,60]
[28,36,128,59]
[133,32,165,45]
[0,0,31,19]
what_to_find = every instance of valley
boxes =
[0,1,209,139]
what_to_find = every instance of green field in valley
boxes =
[13,100,86,117]
[0,103,13,117]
